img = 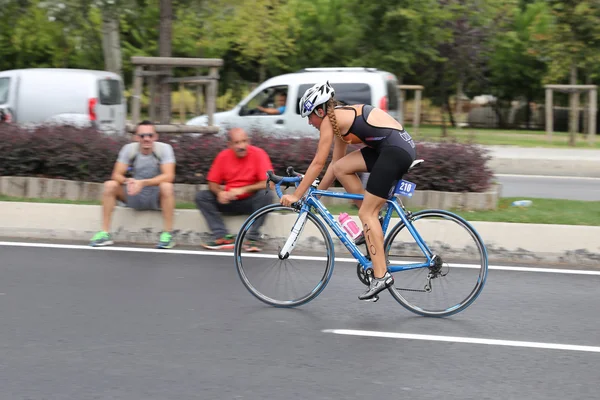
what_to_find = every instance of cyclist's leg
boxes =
[332,148,371,208]
[357,146,413,300]
[357,192,392,300]
[358,193,388,278]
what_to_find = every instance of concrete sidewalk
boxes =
[484,146,600,177]
[0,202,598,268]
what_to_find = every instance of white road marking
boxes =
[322,329,600,353]
[0,241,599,276]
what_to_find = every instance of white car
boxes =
[0,68,127,135]
[187,67,402,138]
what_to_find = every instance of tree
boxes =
[9,0,70,68]
[99,0,123,77]
[198,0,298,82]
[349,0,450,79]
[286,0,360,69]
[488,0,550,128]
[531,0,600,144]
[158,0,172,123]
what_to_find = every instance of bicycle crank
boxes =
[357,266,380,302]
[356,263,370,286]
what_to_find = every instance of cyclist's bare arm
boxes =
[292,117,334,198]
[318,137,348,190]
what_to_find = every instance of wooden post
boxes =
[132,66,143,126]
[414,89,422,135]
[149,73,156,122]
[195,83,203,115]
[400,89,406,124]
[574,90,580,134]
[589,88,597,145]
[207,67,219,126]
[545,88,553,141]
[129,57,224,131]
[179,82,185,123]
[569,90,577,146]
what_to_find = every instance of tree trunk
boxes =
[258,63,266,85]
[441,105,447,138]
[456,79,464,115]
[445,95,455,128]
[159,0,173,124]
[568,64,577,146]
[526,94,532,130]
[101,9,122,77]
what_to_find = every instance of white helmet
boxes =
[299,81,335,117]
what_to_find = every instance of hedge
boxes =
[0,124,494,192]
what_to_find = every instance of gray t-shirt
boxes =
[117,142,176,180]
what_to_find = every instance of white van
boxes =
[186,67,401,138]
[0,68,126,135]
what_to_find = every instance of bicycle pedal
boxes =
[361,295,379,303]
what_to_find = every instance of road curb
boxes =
[0,202,598,267]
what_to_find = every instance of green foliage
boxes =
[0,0,598,108]
[488,1,550,101]
[198,0,298,80]
[532,0,600,83]
[350,0,450,77]
[286,0,360,68]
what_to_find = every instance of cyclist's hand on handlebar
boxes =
[280,194,299,207]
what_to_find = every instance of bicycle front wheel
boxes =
[234,204,335,308]
[384,209,488,317]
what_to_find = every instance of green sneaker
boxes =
[90,231,113,247]
[156,231,175,249]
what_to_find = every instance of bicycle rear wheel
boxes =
[384,209,488,317]
[234,204,335,308]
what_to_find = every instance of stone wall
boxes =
[0,176,500,211]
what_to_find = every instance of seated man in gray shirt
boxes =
[89,120,177,249]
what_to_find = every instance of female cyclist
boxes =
[280,81,417,301]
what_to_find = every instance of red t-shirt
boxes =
[206,145,274,200]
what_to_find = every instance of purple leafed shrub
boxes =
[0,124,128,181]
[0,125,493,192]
[404,141,494,192]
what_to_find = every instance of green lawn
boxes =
[324,197,600,226]
[2,195,598,226]
[405,124,600,149]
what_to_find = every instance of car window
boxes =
[0,77,10,105]
[98,78,122,105]
[386,79,399,111]
[240,85,288,116]
[296,83,372,114]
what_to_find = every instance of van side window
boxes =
[295,83,371,114]
[98,79,122,105]
[240,85,288,116]
[386,80,399,111]
[0,77,10,105]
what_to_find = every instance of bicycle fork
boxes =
[278,211,308,259]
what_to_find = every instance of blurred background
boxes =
[1,0,599,139]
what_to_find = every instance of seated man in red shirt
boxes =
[195,127,274,251]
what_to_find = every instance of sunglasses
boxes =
[136,133,155,139]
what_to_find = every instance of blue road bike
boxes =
[234,161,488,317]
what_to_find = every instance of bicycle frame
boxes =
[287,184,437,274]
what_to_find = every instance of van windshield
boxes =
[98,78,122,105]
[0,77,9,105]
[296,83,371,114]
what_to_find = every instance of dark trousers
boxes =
[195,190,274,240]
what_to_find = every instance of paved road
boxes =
[1,243,599,400]
[485,146,600,161]
[496,174,600,201]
